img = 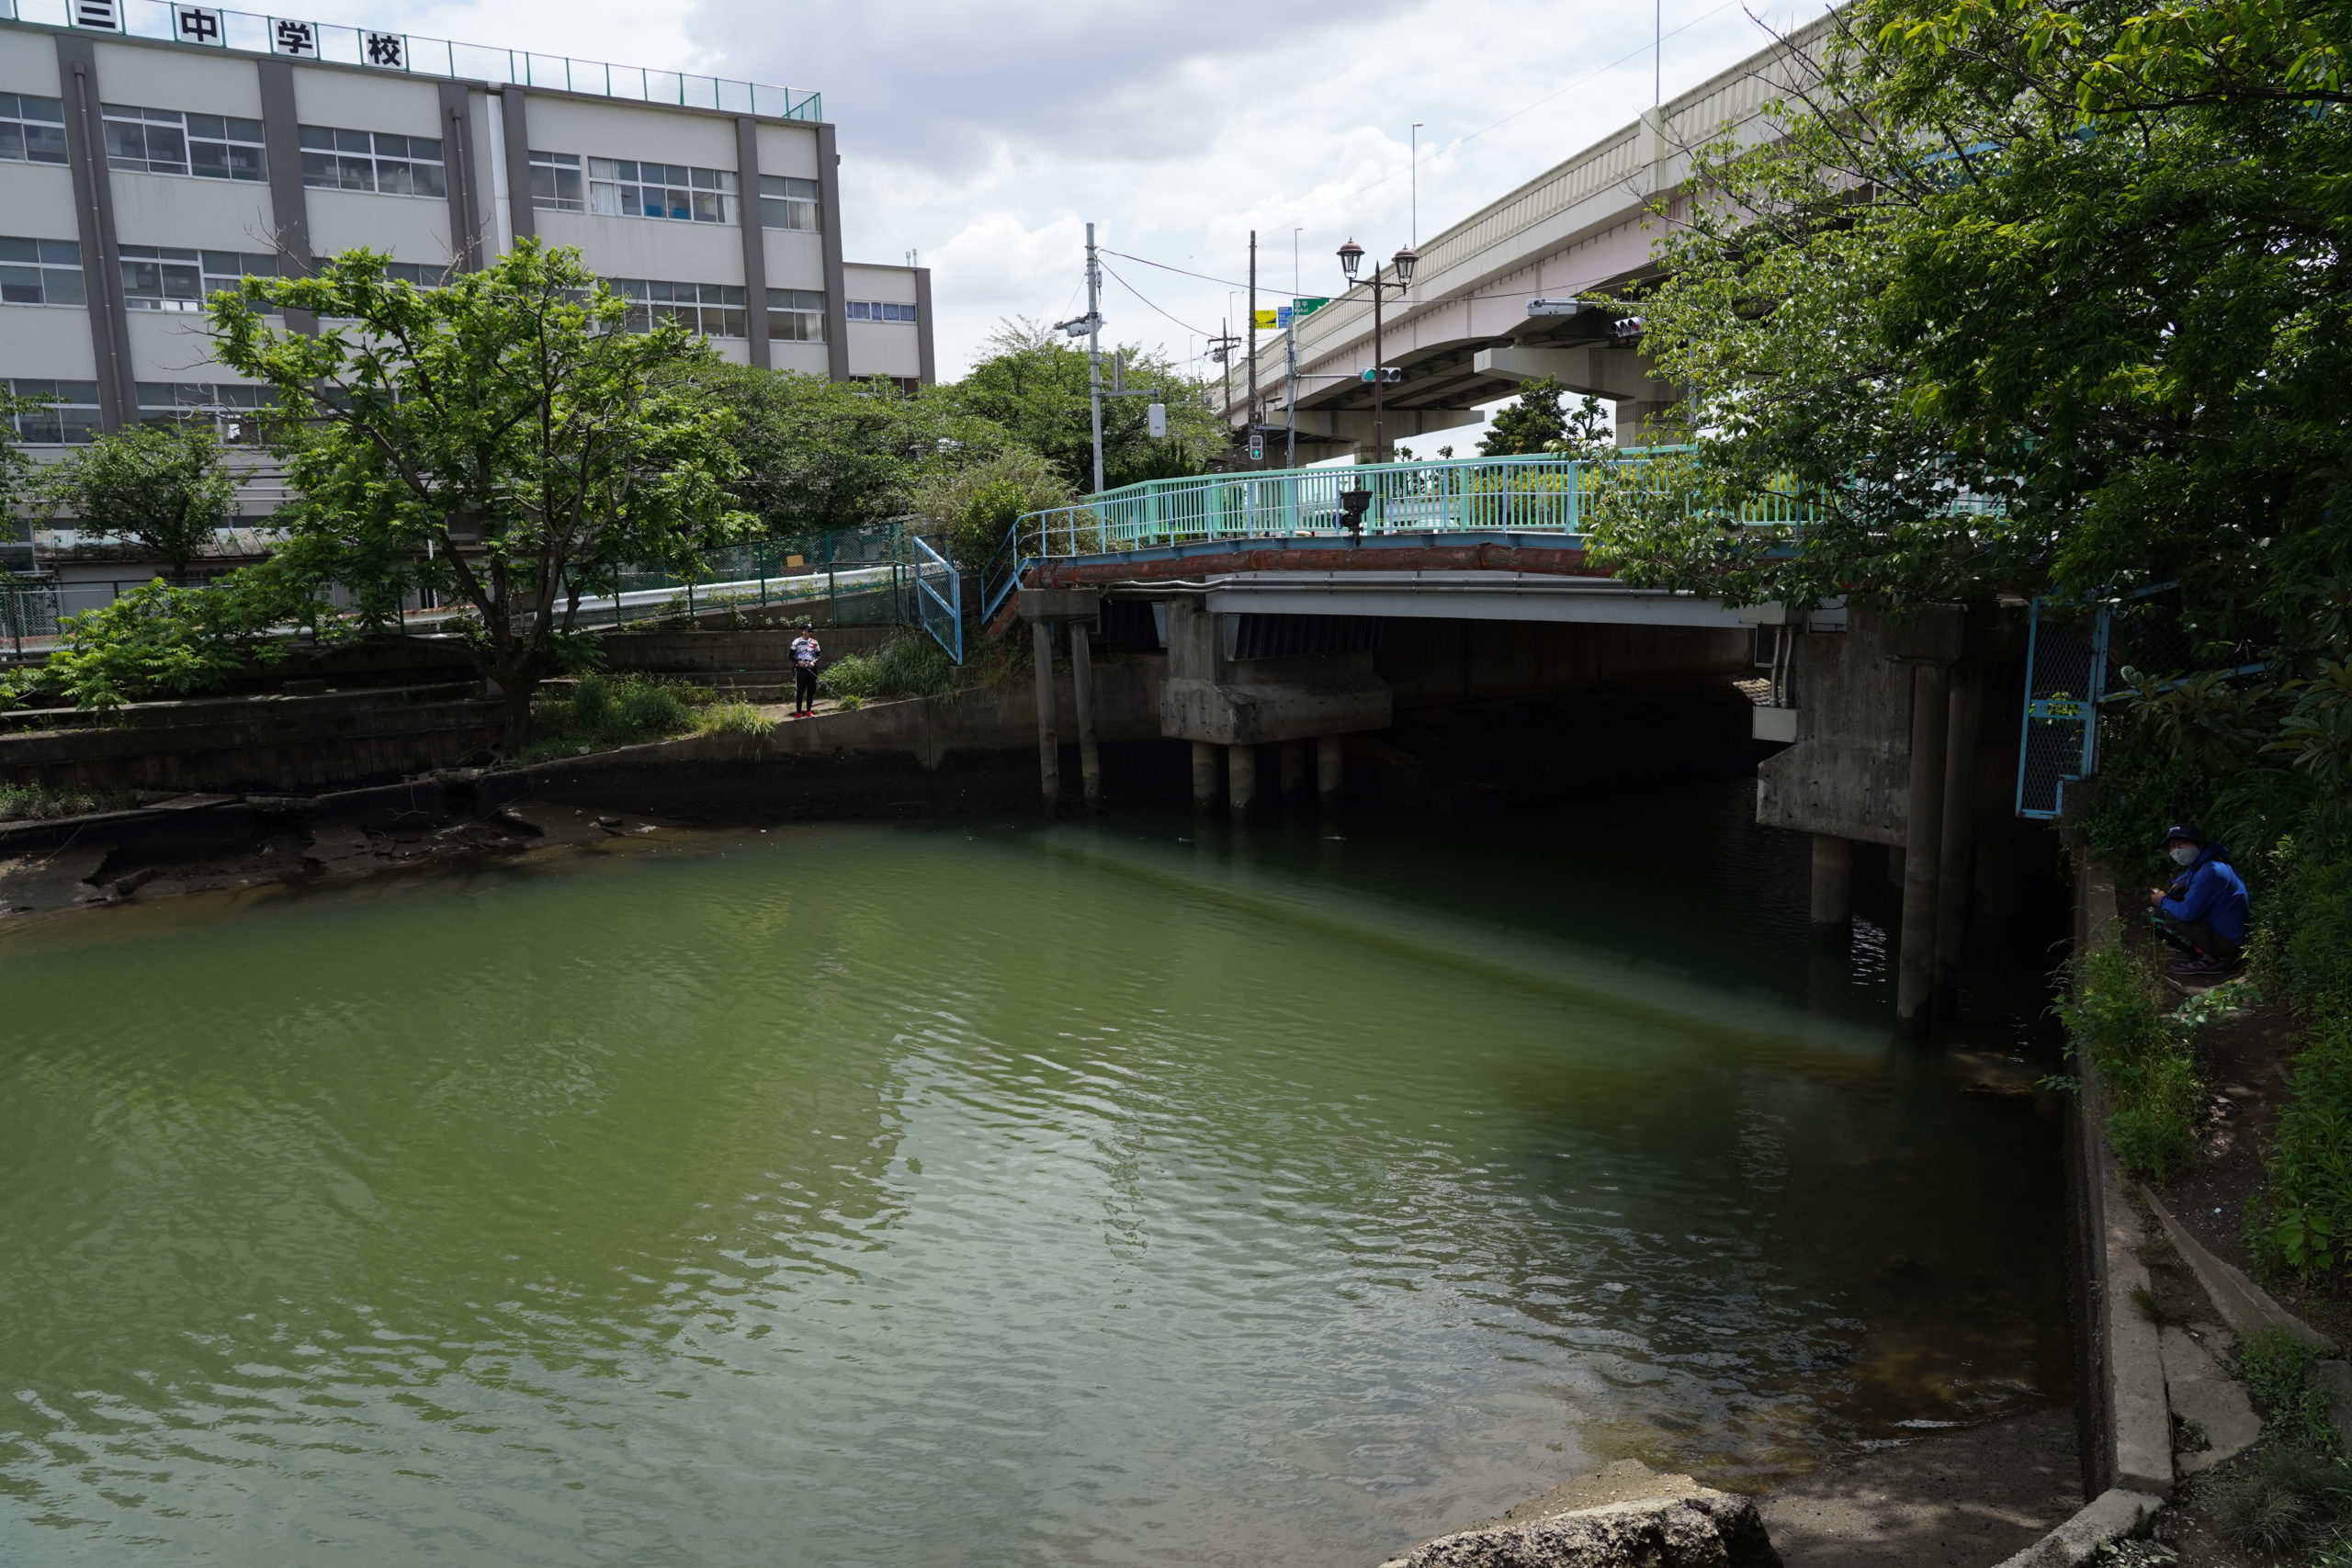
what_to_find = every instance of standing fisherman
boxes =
[790,628,822,717]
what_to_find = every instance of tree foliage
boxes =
[679,366,1014,536]
[2,564,327,711]
[208,241,754,742]
[1584,0,2352,667]
[1477,378,1613,457]
[39,421,237,577]
[950,320,1222,492]
[907,445,1075,572]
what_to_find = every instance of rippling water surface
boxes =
[0,784,2069,1566]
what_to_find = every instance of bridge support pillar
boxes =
[1933,662,1984,1010]
[1316,734,1344,810]
[1227,744,1257,818]
[1896,663,1951,1034]
[1280,739,1308,804]
[1032,622,1060,811]
[1810,835,1851,927]
[1191,741,1219,812]
[1070,620,1101,810]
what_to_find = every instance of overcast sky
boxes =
[295,0,1829,384]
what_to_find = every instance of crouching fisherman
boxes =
[2146,823,2249,977]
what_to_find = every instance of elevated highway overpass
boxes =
[1230,12,1829,454]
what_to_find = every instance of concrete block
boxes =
[2160,1326,2259,1473]
[1988,1489,2165,1568]
[1376,1488,1781,1568]
[1875,604,1967,664]
[2142,1186,2331,1349]
[1017,588,1101,622]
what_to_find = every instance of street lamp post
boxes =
[1337,238,1418,463]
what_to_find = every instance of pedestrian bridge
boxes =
[982,449,1810,634]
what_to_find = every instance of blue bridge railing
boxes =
[983,449,1812,623]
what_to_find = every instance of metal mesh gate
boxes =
[2015,597,2107,818]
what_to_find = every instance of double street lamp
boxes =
[1336,237,1418,463]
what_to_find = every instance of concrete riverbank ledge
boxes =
[1378,1468,1781,1568]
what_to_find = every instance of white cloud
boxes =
[292,0,1833,376]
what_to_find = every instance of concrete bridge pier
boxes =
[1810,835,1852,927]
[1228,745,1258,818]
[1191,742,1220,812]
[1317,735,1344,811]
[1896,653,1955,1035]
[1017,588,1103,815]
[1934,663,1985,1010]
[1031,621,1060,812]
[1281,740,1309,805]
[1070,620,1102,810]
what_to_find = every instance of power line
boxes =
[1096,258,1215,339]
[1100,249,1253,293]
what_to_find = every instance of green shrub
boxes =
[0,780,132,820]
[2202,1441,2352,1554]
[2240,1329,2341,1450]
[530,673,707,752]
[2061,941,2205,1181]
[696,701,772,738]
[2250,840,2352,1278]
[820,634,953,703]
[616,679,688,733]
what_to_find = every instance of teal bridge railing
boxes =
[982,449,1815,624]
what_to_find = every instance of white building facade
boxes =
[0,0,933,575]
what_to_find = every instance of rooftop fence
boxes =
[0,0,822,121]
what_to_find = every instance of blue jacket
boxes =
[2161,846,2249,944]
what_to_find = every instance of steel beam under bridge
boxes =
[1137,570,1745,628]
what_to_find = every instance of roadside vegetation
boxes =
[820,634,956,704]
[525,673,719,760]
[0,780,133,821]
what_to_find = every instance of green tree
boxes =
[208,241,754,744]
[1477,378,1612,457]
[680,365,1015,536]
[908,446,1076,572]
[1582,0,2352,665]
[948,320,1222,492]
[40,422,237,578]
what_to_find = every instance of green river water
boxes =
[0,782,2070,1566]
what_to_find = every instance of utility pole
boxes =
[1086,222,1105,494]
[1246,231,1259,466]
[1284,311,1298,468]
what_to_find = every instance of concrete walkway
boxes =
[1756,1408,2085,1568]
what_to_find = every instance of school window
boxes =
[846,299,919,322]
[119,247,278,311]
[758,175,819,231]
[6,379,103,445]
[528,150,583,212]
[0,93,67,165]
[137,382,275,445]
[767,288,824,343]
[604,278,747,338]
[588,160,738,224]
[102,104,266,181]
[0,238,85,306]
[379,261,451,286]
[299,126,447,197]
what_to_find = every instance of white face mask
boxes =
[2170,845,2199,867]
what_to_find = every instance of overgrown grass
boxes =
[2251,838,2352,1279]
[523,673,714,760]
[2201,1441,2352,1556]
[820,634,954,703]
[0,780,134,820]
[2062,940,2205,1180]
[695,701,773,739]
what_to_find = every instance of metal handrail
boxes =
[910,535,962,664]
[1003,447,1815,568]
